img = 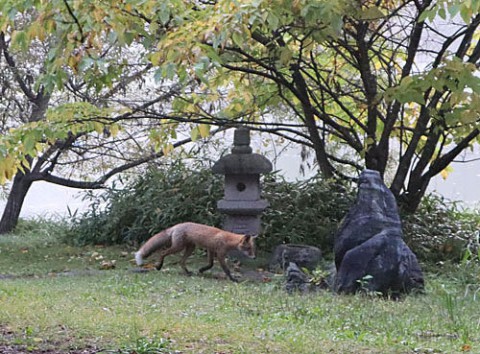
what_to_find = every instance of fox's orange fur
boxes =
[135,222,256,282]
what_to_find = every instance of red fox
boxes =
[135,222,256,282]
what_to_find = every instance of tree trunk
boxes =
[398,182,429,214]
[291,66,334,178]
[0,171,33,234]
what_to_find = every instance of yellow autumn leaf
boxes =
[198,124,210,138]
[162,143,174,156]
[0,155,18,182]
[440,166,453,180]
[109,124,120,137]
[0,164,5,185]
[93,8,105,22]
[149,51,163,65]
[35,142,44,152]
[27,22,46,41]
[93,121,104,134]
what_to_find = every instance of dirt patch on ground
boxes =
[131,260,278,283]
[0,326,103,354]
[0,345,102,354]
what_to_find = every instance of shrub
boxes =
[14,217,70,242]
[66,162,223,246]
[66,160,480,264]
[402,194,480,263]
[260,175,354,252]
[66,163,353,252]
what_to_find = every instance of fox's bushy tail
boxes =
[135,229,171,265]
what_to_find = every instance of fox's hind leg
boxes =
[198,250,215,274]
[155,244,184,271]
[180,244,195,275]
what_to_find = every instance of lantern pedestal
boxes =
[212,127,272,235]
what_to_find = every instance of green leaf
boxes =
[279,47,293,65]
[267,12,279,29]
[418,10,431,23]
[190,126,199,141]
[78,57,95,72]
[439,7,447,20]
[11,30,28,51]
[448,4,461,17]
[150,52,163,66]
[232,31,244,48]
[460,4,472,24]
[159,5,171,25]
[359,6,385,20]
[23,135,36,155]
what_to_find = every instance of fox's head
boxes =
[238,235,256,259]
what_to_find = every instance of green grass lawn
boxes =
[1,226,479,353]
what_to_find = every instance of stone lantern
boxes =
[212,127,272,235]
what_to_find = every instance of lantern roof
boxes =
[212,127,272,175]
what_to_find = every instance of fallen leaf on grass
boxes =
[90,252,104,261]
[141,263,157,270]
[99,260,116,270]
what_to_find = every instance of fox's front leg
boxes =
[198,250,215,274]
[217,252,238,282]
[179,244,195,276]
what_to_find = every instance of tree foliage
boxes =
[0,1,215,233]
[155,0,480,211]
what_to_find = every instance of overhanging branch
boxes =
[27,127,229,189]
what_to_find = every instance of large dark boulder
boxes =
[334,169,424,296]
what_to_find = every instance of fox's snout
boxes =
[242,249,256,259]
[240,235,256,260]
